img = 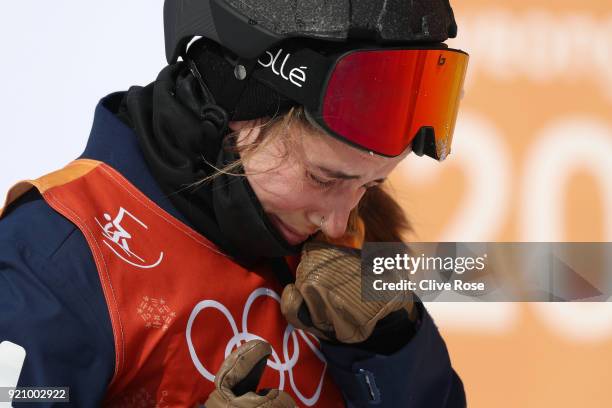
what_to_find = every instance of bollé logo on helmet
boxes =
[258,49,307,88]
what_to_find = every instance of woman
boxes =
[0,0,467,407]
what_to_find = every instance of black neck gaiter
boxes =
[117,62,300,268]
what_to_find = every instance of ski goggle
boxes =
[253,46,469,159]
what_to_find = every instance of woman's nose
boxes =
[321,188,365,239]
[321,210,351,239]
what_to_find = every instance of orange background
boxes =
[0,1,610,406]
[389,1,612,406]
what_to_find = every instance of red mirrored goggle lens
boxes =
[321,48,469,158]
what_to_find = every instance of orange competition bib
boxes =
[1,159,344,407]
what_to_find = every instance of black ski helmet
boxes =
[164,0,458,63]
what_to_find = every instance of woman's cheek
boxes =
[247,159,323,213]
[247,172,301,212]
[264,181,315,212]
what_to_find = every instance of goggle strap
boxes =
[251,48,333,111]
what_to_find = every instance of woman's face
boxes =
[231,118,409,245]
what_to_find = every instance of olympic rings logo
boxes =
[185,287,327,406]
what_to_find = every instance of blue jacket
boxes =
[0,93,466,407]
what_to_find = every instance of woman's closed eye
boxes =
[306,169,384,190]
[306,171,336,189]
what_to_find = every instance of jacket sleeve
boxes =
[320,302,466,408]
[0,193,115,407]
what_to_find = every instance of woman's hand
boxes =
[205,340,296,408]
[280,241,415,344]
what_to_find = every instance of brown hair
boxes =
[201,106,413,243]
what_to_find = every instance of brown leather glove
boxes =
[281,241,415,344]
[205,340,297,408]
